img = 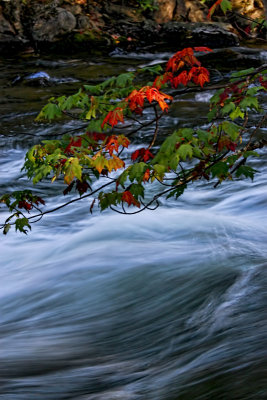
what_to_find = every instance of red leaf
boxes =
[188,67,210,87]
[122,191,140,207]
[194,47,213,53]
[101,107,124,129]
[172,71,189,87]
[65,136,82,154]
[131,148,154,162]
[131,149,140,161]
[207,0,223,19]
[87,132,106,142]
[105,135,120,155]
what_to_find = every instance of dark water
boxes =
[0,48,267,400]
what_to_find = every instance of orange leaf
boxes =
[122,191,140,207]
[194,47,213,53]
[172,71,189,87]
[106,155,125,172]
[105,135,120,155]
[101,107,124,129]
[188,67,210,87]
[143,168,150,182]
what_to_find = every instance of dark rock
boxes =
[160,22,239,48]
[76,15,91,30]
[32,7,76,43]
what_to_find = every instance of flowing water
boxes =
[0,48,267,400]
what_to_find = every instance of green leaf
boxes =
[246,86,264,96]
[169,153,180,170]
[196,129,212,144]
[130,183,144,198]
[239,96,259,111]
[209,161,229,178]
[221,102,235,115]
[229,106,244,120]
[15,217,31,234]
[210,89,224,104]
[138,64,163,75]
[231,68,255,79]
[235,165,257,179]
[220,0,232,14]
[83,84,102,95]
[64,157,82,184]
[115,72,135,88]
[36,103,62,121]
[221,121,240,140]
[177,144,193,160]
[152,163,166,180]
[166,184,186,199]
[128,162,147,182]
[243,151,259,158]
[98,191,121,210]
[207,107,217,122]
[178,128,194,141]
[3,223,11,235]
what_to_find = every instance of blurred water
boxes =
[0,49,267,400]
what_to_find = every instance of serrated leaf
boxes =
[231,68,255,78]
[177,144,193,160]
[221,102,235,115]
[64,157,82,184]
[129,162,147,182]
[235,165,257,179]
[15,217,31,234]
[130,183,144,198]
[209,161,229,178]
[229,106,244,120]
[166,184,186,199]
[169,153,180,170]
[239,96,259,111]
[222,121,240,140]
[116,72,135,88]
[220,0,232,14]
[83,84,102,95]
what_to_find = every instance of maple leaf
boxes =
[101,107,124,129]
[153,72,173,89]
[131,148,154,162]
[125,90,145,112]
[105,135,120,155]
[65,136,82,154]
[188,67,210,88]
[142,148,154,162]
[143,168,150,182]
[76,179,90,195]
[117,135,130,148]
[122,191,140,207]
[259,76,267,89]
[172,71,189,87]
[106,155,125,172]
[194,47,213,53]
[18,201,32,211]
[87,132,106,142]
[166,48,201,73]
[93,154,107,174]
[131,149,140,161]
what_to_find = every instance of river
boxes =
[0,47,267,400]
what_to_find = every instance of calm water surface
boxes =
[0,48,267,400]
